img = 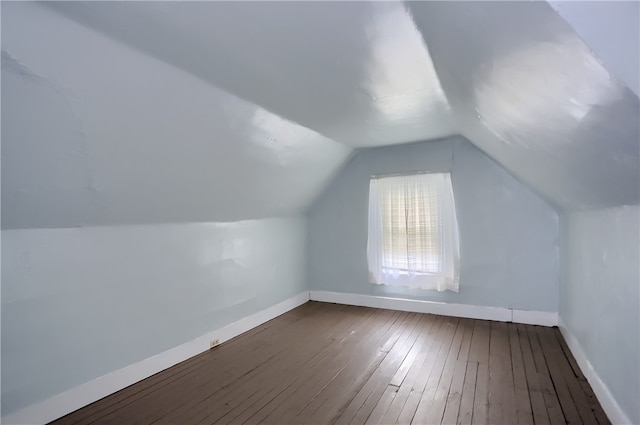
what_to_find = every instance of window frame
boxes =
[366,171,460,292]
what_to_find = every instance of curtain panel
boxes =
[367,172,460,292]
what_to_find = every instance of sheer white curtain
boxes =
[367,172,460,292]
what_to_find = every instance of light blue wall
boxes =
[308,137,559,311]
[1,5,316,419]
[560,205,640,424]
[1,217,307,416]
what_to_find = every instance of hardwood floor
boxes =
[51,302,609,425]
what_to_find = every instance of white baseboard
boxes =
[309,291,558,326]
[2,291,310,425]
[558,318,631,425]
[512,309,558,327]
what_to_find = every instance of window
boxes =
[367,172,460,292]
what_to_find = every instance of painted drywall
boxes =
[559,205,640,424]
[1,216,307,416]
[408,1,640,211]
[548,0,640,97]
[2,2,350,229]
[45,1,455,148]
[4,1,638,230]
[308,136,559,312]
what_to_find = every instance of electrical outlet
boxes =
[210,339,220,349]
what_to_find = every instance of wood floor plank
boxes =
[149,304,358,425]
[363,313,442,425]
[202,306,384,425]
[517,323,551,425]
[537,326,600,425]
[395,316,459,425]
[489,321,503,425]
[297,309,411,425]
[49,303,611,425]
[105,303,356,425]
[489,321,517,425]
[54,302,326,425]
[458,360,478,425]
[336,312,427,425]
[398,317,459,424]
[468,319,490,364]
[508,323,534,425]
[441,318,475,424]
[471,320,491,425]
[309,316,418,423]
[235,309,409,425]
[411,317,463,424]
[527,325,566,424]
[112,303,335,423]
[363,385,399,425]
[261,309,405,424]
[379,315,447,425]
[552,329,611,425]
[295,310,408,425]
[331,311,417,422]
[536,326,583,425]
[421,318,469,424]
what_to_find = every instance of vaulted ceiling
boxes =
[2,1,638,229]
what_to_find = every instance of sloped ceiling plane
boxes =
[2,1,638,229]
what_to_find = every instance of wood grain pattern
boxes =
[50,302,610,425]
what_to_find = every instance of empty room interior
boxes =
[2,1,639,424]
